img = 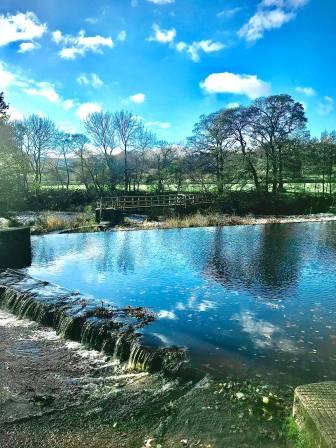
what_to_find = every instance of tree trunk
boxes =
[278,146,284,191]
[64,154,70,190]
[265,153,270,192]
[124,144,128,192]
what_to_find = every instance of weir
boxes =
[0,270,186,374]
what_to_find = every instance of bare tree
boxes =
[55,132,79,190]
[71,134,90,190]
[129,125,156,191]
[152,140,176,192]
[84,111,116,191]
[113,110,140,192]
[19,115,56,188]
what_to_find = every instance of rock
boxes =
[236,392,245,400]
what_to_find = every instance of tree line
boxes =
[1,91,336,209]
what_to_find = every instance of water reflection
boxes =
[256,224,300,292]
[204,224,300,298]
[26,222,336,385]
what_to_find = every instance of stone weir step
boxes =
[293,382,336,447]
[0,269,186,374]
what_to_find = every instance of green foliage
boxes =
[25,188,99,211]
[0,90,336,214]
[285,417,312,448]
[0,91,9,120]
[215,191,333,215]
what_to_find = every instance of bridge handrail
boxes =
[97,193,214,210]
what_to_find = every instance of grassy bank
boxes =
[0,210,97,234]
[157,212,336,229]
[1,190,335,235]
[1,189,334,215]
[32,213,97,234]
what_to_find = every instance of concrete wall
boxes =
[0,227,31,269]
[95,209,124,225]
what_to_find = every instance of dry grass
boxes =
[34,213,96,234]
[159,213,281,229]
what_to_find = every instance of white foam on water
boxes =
[0,309,114,366]
[0,309,35,328]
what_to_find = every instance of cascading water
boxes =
[0,269,186,375]
[127,340,155,371]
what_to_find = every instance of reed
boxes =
[160,213,281,229]
[33,213,96,234]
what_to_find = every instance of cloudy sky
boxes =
[0,0,335,140]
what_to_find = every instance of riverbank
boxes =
[121,212,336,231]
[0,306,296,448]
[4,211,334,235]
[0,271,297,447]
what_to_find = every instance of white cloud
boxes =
[260,0,285,6]
[77,73,103,88]
[146,0,175,4]
[91,74,103,88]
[129,93,146,104]
[52,30,114,59]
[239,0,308,42]
[176,39,225,62]
[235,311,298,352]
[0,61,16,89]
[18,41,41,53]
[296,86,316,97]
[117,30,127,41]
[146,121,171,129]
[85,17,99,24]
[76,102,102,120]
[58,120,79,134]
[318,96,334,116]
[217,7,242,19]
[52,30,62,44]
[288,0,309,6]
[200,72,270,99]
[149,24,176,43]
[63,99,75,110]
[157,310,177,320]
[226,102,241,109]
[149,25,224,62]
[239,8,294,42]
[0,12,46,47]
[23,82,60,103]
[300,100,307,111]
[0,60,77,117]
[8,106,23,121]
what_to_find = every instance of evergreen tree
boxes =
[0,92,9,120]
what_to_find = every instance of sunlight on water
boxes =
[25,222,336,385]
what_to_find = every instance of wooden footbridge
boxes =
[96,193,215,223]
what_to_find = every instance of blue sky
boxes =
[0,0,335,141]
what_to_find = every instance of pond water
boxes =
[26,222,336,385]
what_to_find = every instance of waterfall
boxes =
[0,269,187,376]
[127,340,154,371]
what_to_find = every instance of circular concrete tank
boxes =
[0,227,31,269]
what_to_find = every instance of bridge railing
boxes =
[97,193,214,211]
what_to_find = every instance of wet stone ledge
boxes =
[293,382,336,447]
[0,269,185,374]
